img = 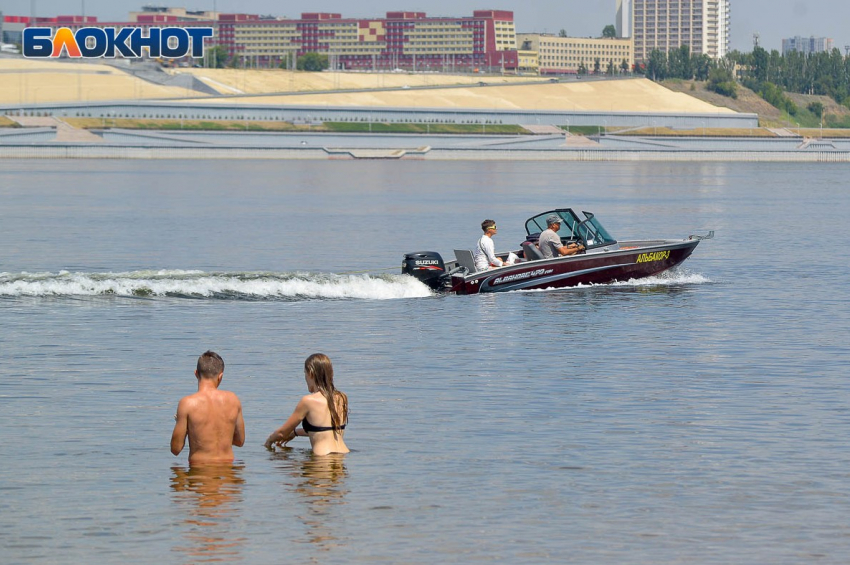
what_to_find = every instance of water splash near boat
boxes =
[0,270,433,300]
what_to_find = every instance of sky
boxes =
[2,0,849,53]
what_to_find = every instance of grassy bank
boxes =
[323,122,527,134]
[60,117,528,135]
[63,117,312,131]
[611,126,779,137]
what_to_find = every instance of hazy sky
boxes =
[3,0,849,53]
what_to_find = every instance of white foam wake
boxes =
[605,270,711,287]
[0,270,433,300]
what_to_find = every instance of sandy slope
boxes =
[189,78,734,114]
[0,59,734,114]
[166,67,546,94]
[0,59,202,104]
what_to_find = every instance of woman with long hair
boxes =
[264,353,349,456]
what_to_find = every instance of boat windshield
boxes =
[525,210,580,237]
[525,209,617,248]
[575,212,617,247]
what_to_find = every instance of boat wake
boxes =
[0,270,433,300]
[605,270,711,288]
[519,268,711,293]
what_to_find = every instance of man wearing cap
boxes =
[538,214,585,259]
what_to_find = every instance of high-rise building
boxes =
[616,0,632,38]
[781,36,834,55]
[629,0,730,61]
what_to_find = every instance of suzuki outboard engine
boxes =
[402,251,448,291]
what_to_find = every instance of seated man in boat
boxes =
[473,219,518,271]
[538,215,585,259]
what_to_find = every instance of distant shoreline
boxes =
[3,138,850,162]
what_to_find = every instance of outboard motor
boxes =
[402,251,448,291]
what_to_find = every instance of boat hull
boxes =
[448,239,700,294]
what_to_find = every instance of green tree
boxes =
[707,67,737,98]
[296,52,329,71]
[205,45,229,68]
[558,29,568,38]
[667,45,692,79]
[752,46,769,83]
[646,49,668,81]
[760,81,797,115]
[577,62,588,75]
[620,58,630,74]
[593,58,601,74]
[606,60,615,75]
[807,101,824,118]
[602,25,616,38]
[692,53,714,81]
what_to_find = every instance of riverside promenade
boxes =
[4,61,845,161]
[2,125,850,161]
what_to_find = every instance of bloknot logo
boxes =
[22,27,214,59]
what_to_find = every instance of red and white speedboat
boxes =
[402,208,712,294]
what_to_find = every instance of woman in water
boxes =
[264,353,349,456]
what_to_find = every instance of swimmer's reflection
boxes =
[272,449,349,549]
[170,463,245,561]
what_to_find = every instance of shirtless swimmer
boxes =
[171,351,246,465]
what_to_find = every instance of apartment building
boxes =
[128,6,219,23]
[630,0,730,61]
[516,33,634,75]
[781,36,834,55]
[222,10,518,71]
[9,8,517,71]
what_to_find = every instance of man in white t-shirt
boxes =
[472,219,516,272]
[538,214,585,259]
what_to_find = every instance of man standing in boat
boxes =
[538,215,585,259]
[473,219,516,271]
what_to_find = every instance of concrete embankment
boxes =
[3,140,850,162]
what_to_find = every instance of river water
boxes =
[1,160,848,564]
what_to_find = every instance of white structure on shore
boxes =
[625,0,730,61]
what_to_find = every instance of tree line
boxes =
[639,45,850,118]
[728,46,850,108]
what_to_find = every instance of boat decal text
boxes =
[635,250,671,263]
[492,268,554,285]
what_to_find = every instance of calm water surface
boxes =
[1,160,849,564]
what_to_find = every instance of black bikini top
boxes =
[302,416,346,433]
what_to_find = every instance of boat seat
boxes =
[453,249,477,274]
[522,241,544,261]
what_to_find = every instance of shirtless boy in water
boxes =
[171,351,246,465]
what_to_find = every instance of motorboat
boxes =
[402,208,713,294]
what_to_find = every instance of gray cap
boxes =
[546,214,562,226]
